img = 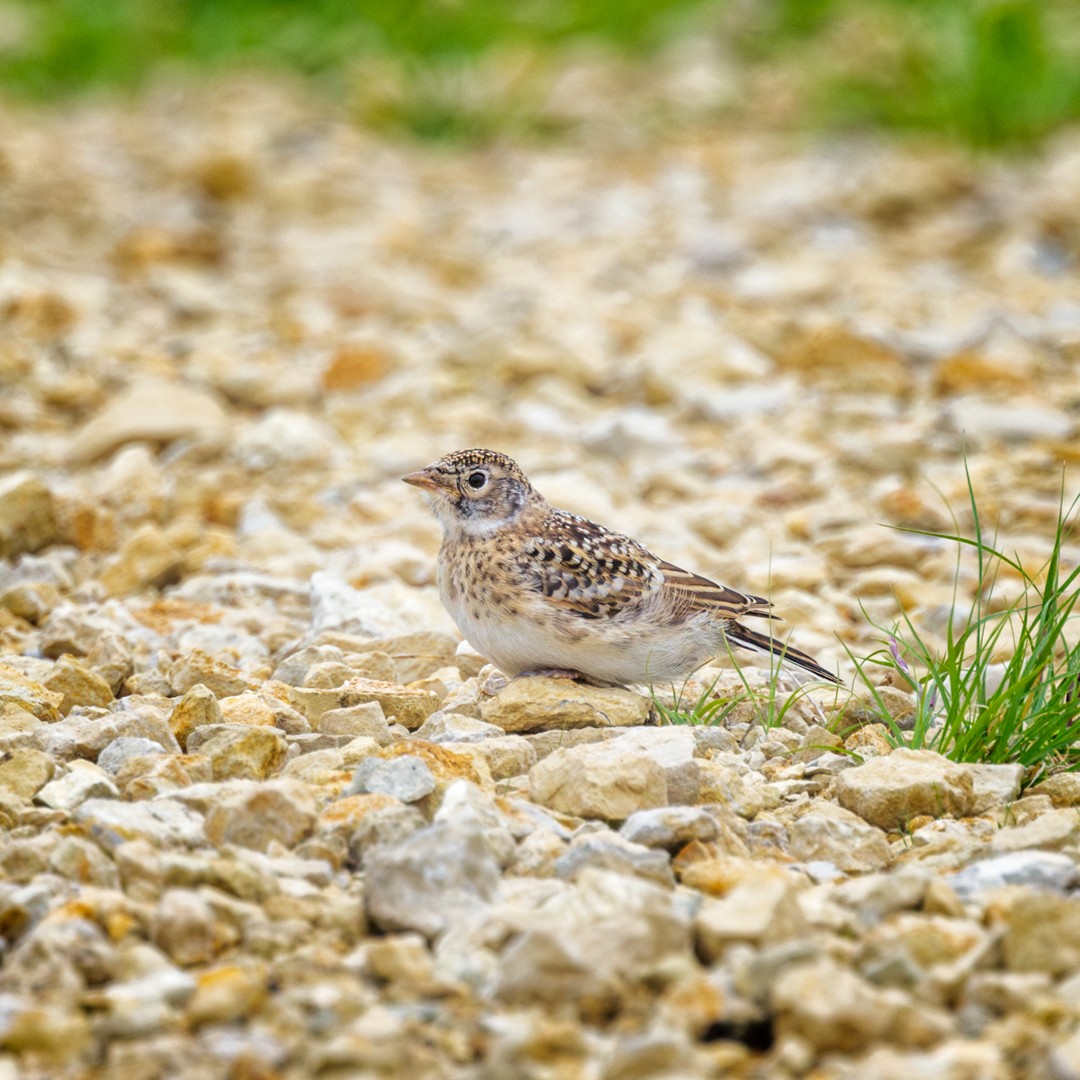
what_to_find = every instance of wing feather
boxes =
[515,510,777,625]
[516,510,662,620]
[657,561,779,622]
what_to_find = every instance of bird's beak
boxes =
[401,469,445,493]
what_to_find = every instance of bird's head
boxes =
[403,448,537,535]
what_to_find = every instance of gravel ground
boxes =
[1,75,1080,1079]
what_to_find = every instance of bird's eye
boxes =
[467,471,487,490]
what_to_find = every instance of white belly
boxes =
[445,589,720,684]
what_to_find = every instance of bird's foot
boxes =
[515,667,585,680]
[516,669,626,686]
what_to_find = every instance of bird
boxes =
[402,448,838,687]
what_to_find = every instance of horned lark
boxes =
[403,448,838,686]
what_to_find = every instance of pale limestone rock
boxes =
[834,750,977,830]
[480,676,650,734]
[363,630,460,682]
[219,691,309,734]
[529,727,697,821]
[360,934,436,988]
[75,797,205,846]
[184,962,268,1027]
[168,684,224,748]
[787,807,893,872]
[826,1041,1008,1080]
[49,834,119,887]
[619,805,724,850]
[413,711,502,743]
[284,676,439,730]
[204,779,317,851]
[433,780,516,867]
[451,735,537,780]
[302,654,396,687]
[151,888,235,967]
[99,524,184,597]
[42,657,115,715]
[989,808,1080,854]
[41,706,179,761]
[1029,773,1080,807]
[773,957,952,1053]
[491,868,693,1018]
[315,702,393,743]
[0,662,64,722]
[35,760,119,810]
[553,833,673,886]
[0,471,59,557]
[0,747,55,802]
[855,912,986,994]
[967,762,1025,813]
[695,868,809,959]
[832,868,933,927]
[168,649,261,698]
[349,755,436,803]
[186,724,287,781]
[365,823,501,938]
[946,397,1074,443]
[1002,892,1080,975]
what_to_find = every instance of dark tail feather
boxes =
[726,623,840,684]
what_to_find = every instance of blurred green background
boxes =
[1,0,1079,148]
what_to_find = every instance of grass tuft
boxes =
[3,0,1080,148]
[653,638,839,730]
[849,464,1080,781]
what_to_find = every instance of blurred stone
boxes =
[947,397,1073,442]
[35,760,119,810]
[990,808,1080,854]
[75,797,205,846]
[235,408,342,471]
[204,779,317,851]
[529,728,698,821]
[787,807,893,872]
[349,755,436,803]
[0,472,59,558]
[773,957,951,1053]
[968,763,1025,813]
[619,805,723,850]
[365,823,501,938]
[1000,892,1080,976]
[455,734,536,780]
[414,711,502,743]
[491,869,692,1019]
[68,378,230,464]
[1028,773,1080,806]
[554,834,673,886]
[321,344,391,392]
[695,867,808,959]
[185,963,267,1027]
[151,888,235,967]
[0,747,55,802]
